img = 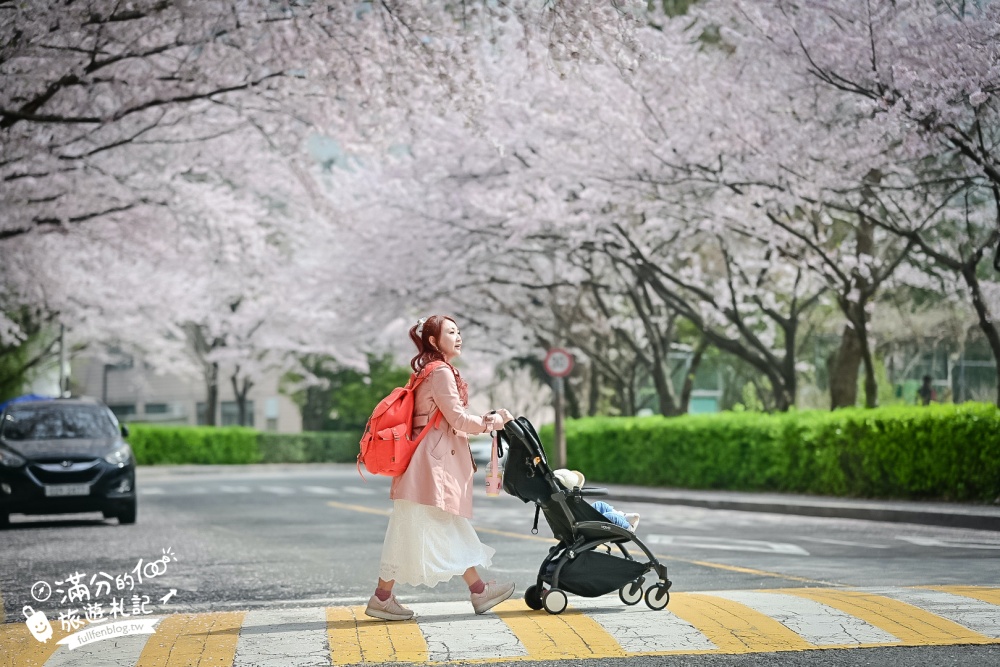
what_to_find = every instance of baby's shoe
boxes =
[624,513,640,532]
[365,593,414,621]
[471,580,516,615]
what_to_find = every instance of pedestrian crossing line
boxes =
[776,588,994,646]
[926,585,1000,608]
[0,618,75,667]
[234,607,329,667]
[327,606,428,665]
[135,611,244,667]
[666,592,814,653]
[491,599,628,661]
[867,587,1000,638]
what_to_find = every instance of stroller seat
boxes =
[500,417,671,614]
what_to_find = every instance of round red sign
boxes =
[543,348,574,378]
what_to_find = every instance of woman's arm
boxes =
[427,366,497,434]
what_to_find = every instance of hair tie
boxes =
[415,317,427,338]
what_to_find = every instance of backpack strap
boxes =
[407,360,445,445]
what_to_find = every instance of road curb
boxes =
[603,492,1000,532]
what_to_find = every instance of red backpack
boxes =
[357,361,443,477]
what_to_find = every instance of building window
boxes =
[109,404,136,418]
[144,403,169,415]
[221,401,254,427]
[196,402,209,426]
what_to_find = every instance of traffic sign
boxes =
[543,348,574,378]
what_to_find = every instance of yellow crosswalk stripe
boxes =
[778,588,993,645]
[926,585,1000,607]
[492,599,627,660]
[326,607,362,665]
[135,611,244,667]
[0,618,75,667]
[666,592,814,653]
[327,606,427,665]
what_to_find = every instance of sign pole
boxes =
[543,348,574,470]
[553,376,566,469]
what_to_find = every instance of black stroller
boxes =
[499,417,671,614]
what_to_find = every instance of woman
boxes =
[366,315,516,621]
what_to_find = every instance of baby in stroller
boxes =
[500,417,671,615]
[553,469,639,532]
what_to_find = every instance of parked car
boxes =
[0,397,136,527]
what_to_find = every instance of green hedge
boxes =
[128,425,259,464]
[257,431,361,463]
[128,425,360,465]
[539,403,1000,503]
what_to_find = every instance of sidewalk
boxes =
[597,483,1000,532]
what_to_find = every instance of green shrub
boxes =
[539,403,1000,503]
[128,425,258,465]
[257,431,361,463]
[127,424,361,465]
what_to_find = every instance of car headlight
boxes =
[103,444,133,466]
[0,448,26,467]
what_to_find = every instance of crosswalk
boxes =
[2,586,999,666]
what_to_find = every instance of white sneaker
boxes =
[471,580,515,615]
[365,593,414,621]
[624,513,640,532]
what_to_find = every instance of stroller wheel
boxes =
[645,583,670,611]
[524,585,544,610]
[619,579,643,606]
[543,588,568,615]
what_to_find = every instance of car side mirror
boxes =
[120,424,130,438]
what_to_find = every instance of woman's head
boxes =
[410,315,462,371]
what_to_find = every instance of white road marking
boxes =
[302,486,339,495]
[709,590,898,645]
[798,536,891,549]
[646,534,810,555]
[342,486,376,496]
[897,536,1000,550]
[138,487,164,495]
[407,600,527,661]
[220,485,252,493]
[575,596,717,652]
[259,486,296,495]
[234,607,330,667]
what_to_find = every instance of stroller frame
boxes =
[500,417,671,614]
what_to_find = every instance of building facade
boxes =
[70,356,302,433]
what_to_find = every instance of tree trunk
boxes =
[204,361,219,426]
[231,370,254,426]
[587,363,599,417]
[677,338,708,414]
[829,324,861,409]
[960,262,1000,407]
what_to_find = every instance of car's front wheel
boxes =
[116,500,137,525]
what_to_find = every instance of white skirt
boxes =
[379,499,495,587]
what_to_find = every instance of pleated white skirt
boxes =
[378,499,495,587]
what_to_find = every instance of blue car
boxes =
[0,397,136,527]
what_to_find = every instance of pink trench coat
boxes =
[389,365,492,519]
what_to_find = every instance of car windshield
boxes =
[1,405,118,441]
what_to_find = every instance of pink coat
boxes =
[390,364,492,518]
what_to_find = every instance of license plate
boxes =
[44,484,91,497]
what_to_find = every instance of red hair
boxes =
[409,315,469,404]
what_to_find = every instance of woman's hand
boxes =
[497,408,515,423]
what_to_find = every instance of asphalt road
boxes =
[1,463,998,666]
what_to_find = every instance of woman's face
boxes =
[432,319,462,362]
